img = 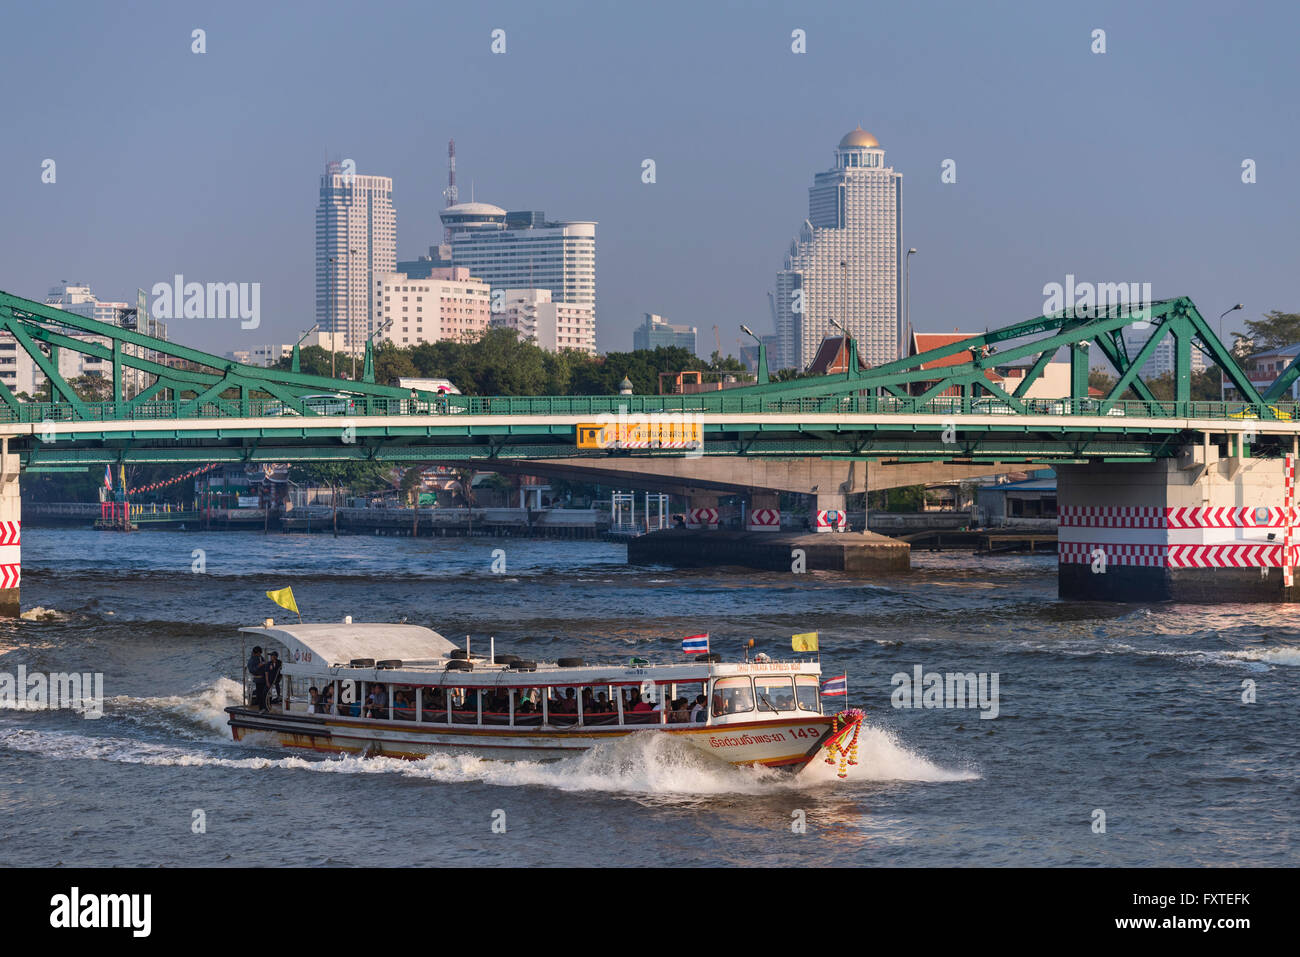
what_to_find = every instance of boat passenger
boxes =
[320,684,335,714]
[265,652,283,706]
[247,646,268,712]
[632,696,654,713]
[394,689,415,720]
[670,698,690,723]
[367,684,389,719]
[690,695,707,722]
[307,687,320,714]
[594,692,611,713]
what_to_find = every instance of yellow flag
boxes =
[792,632,819,652]
[266,587,299,616]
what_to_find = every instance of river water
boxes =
[1,527,1295,867]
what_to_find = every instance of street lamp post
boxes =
[291,323,319,376]
[905,248,918,361]
[348,247,358,381]
[740,323,768,384]
[1219,303,1244,402]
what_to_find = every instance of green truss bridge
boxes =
[4,288,1300,609]
[1,288,1298,469]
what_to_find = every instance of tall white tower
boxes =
[315,162,396,352]
[773,127,902,371]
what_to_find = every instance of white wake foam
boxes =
[0,716,976,794]
[105,677,243,737]
[19,606,63,621]
[1220,647,1300,668]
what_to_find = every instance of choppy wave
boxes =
[19,606,64,621]
[104,677,243,738]
[1221,647,1300,668]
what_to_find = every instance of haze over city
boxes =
[1,0,1294,357]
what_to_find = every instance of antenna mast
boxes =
[442,138,458,242]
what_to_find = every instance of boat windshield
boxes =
[795,675,821,713]
[755,675,795,712]
[711,677,754,716]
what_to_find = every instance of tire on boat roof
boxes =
[350,658,376,668]
[449,649,469,660]
[444,659,473,671]
[494,654,520,665]
[509,659,537,671]
[557,657,585,668]
[376,659,403,669]
[696,653,721,663]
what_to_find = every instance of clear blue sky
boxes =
[0,0,1295,357]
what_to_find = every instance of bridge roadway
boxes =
[7,407,1297,468]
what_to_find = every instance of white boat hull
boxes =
[227,706,858,769]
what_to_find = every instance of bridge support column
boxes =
[747,492,781,531]
[687,493,719,530]
[813,492,848,533]
[0,438,19,617]
[1058,445,1300,602]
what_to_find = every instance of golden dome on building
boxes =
[838,126,880,149]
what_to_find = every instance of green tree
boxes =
[1234,310,1300,357]
[1088,369,1115,395]
[372,342,418,385]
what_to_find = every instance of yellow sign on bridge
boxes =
[576,417,703,450]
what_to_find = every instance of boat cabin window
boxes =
[676,682,707,723]
[754,676,795,712]
[420,686,449,721]
[795,675,821,713]
[711,677,754,716]
[392,686,417,720]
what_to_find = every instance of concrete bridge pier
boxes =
[746,492,781,531]
[0,438,19,617]
[686,493,720,529]
[813,491,849,532]
[1058,441,1300,602]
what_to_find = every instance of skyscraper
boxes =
[315,162,396,353]
[633,313,697,353]
[439,204,597,348]
[772,127,903,371]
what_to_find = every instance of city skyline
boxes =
[1,1,1295,363]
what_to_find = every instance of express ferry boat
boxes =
[225,619,864,772]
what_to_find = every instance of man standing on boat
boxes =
[247,646,269,713]
[265,652,283,708]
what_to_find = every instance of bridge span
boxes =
[4,288,1300,610]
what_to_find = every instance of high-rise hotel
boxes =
[402,203,597,353]
[772,127,903,371]
[315,162,396,351]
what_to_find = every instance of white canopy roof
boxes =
[239,622,458,667]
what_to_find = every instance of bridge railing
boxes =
[2,394,1297,424]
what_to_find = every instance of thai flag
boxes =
[104,464,112,489]
[682,633,709,654]
[822,674,848,697]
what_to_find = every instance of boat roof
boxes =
[239,622,458,666]
[238,622,822,685]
